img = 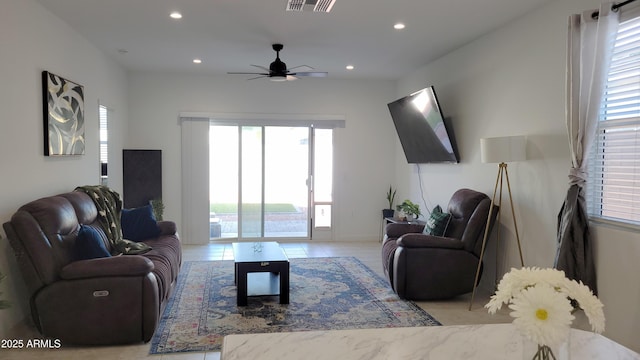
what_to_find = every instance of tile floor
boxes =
[3,241,511,360]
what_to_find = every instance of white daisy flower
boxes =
[509,283,575,347]
[560,279,605,333]
[486,266,605,349]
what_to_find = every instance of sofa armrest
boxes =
[385,223,425,238]
[157,221,177,235]
[60,255,154,280]
[397,234,464,250]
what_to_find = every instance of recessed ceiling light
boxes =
[394,23,406,30]
[193,59,202,64]
[170,11,183,19]
[346,65,355,70]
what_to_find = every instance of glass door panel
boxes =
[210,126,239,239]
[241,126,264,238]
[264,127,309,237]
[312,128,333,240]
[313,129,333,203]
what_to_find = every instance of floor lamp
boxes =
[469,135,526,310]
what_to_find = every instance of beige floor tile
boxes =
[204,352,221,360]
[160,351,206,360]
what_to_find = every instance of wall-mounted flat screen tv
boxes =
[387,86,459,164]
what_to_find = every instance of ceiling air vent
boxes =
[286,0,336,13]
[313,0,336,12]
[286,0,305,11]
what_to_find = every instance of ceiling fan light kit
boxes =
[228,43,328,81]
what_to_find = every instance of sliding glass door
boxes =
[210,125,314,239]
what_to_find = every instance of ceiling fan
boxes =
[228,44,328,81]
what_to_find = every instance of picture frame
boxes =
[42,71,85,156]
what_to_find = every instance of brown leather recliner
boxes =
[381,188,498,300]
[3,190,182,345]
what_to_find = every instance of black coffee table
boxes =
[232,242,290,306]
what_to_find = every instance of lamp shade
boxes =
[480,136,526,163]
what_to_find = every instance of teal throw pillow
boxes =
[75,225,112,260]
[121,204,161,241]
[423,205,452,237]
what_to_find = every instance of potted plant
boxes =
[383,186,396,219]
[150,198,164,221]
[396,199,421,221]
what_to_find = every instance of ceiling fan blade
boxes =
[251,64,271,72]
[247,75,270,80]
[291,71,328,78]
[227,72,269,75]
[287,65,314,71]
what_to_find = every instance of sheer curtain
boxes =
[181,117,211,245]
[554,3,620,295]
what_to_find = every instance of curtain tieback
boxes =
[568,167,587,186]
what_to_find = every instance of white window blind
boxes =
[99,105,108,164]
[588,13,640,225]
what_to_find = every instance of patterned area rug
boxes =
[149,257,440,354]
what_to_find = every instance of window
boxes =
[99,105,108,185]
[588,13,640,226]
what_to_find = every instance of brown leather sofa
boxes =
[3,190,182,345]
[381,188,498,300]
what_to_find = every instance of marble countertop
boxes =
[221,323,640,360]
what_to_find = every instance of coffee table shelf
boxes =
[232,242,290,306]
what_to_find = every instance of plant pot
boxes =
[382,209,395,219]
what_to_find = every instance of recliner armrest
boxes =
[397,234,465,250]
[157,221,177,235]
[60,255,155,280]
[385,223,426,238]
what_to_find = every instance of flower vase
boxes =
[522,335,569,360]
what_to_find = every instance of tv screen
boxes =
[387,86,459,164]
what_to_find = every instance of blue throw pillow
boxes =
[75,225,112,260]
[423,205,452,237]
[121,204,161,241]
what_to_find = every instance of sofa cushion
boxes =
[121,204,161,241]
[75,225,112,260]
[141,235,182,301]
[381,238,398,275]
[423,205,451,237]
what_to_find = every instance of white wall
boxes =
[126,73,397,243]
[0,0,128,337]
[395,0,640,352]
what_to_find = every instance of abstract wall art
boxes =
[42,71,85,156]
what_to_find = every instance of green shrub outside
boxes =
[210,203,297,214]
